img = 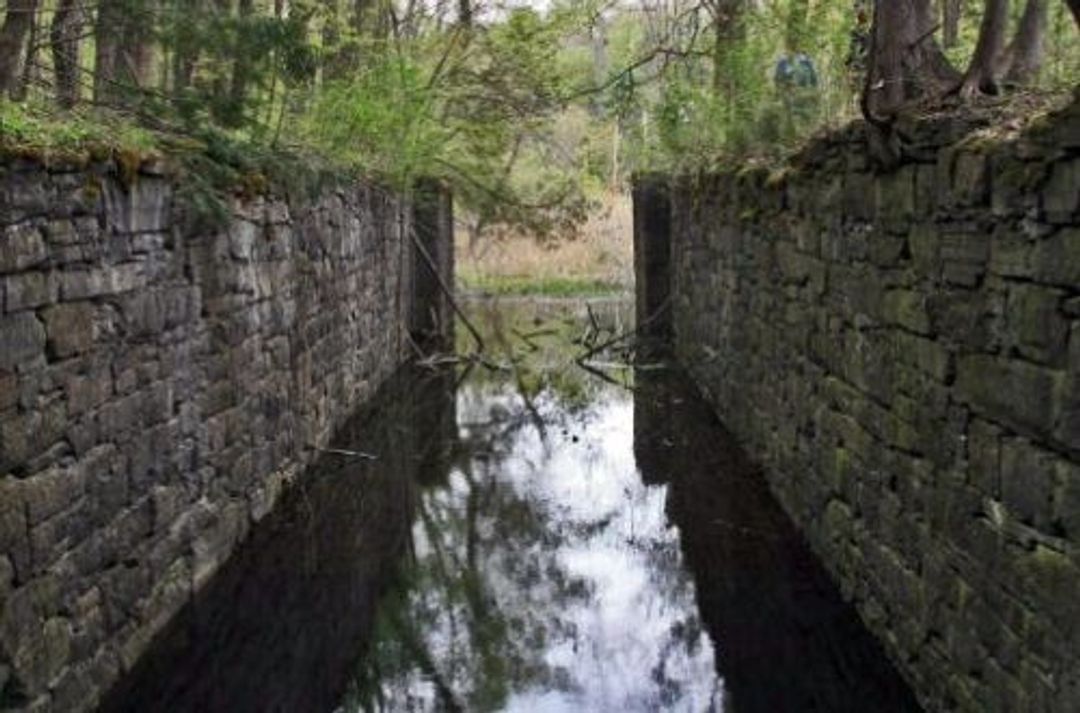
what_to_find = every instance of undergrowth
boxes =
[458,273,626,297]
[0,101,356,231]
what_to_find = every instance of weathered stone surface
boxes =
[0,161,447,712]
[1006,285,1069,366]
[1000,438,1056,529]
[3,273,55,313]
[0,480,28,579]
[956,355,1062,437]
[0,225,47,274]
[40,303,95,359]
[1031,228,1080,288]
[21,467,83,526]
[883,289,931,335]
[1043,157,1080,222]
[0,313,45,371]
[662,99,1080,713]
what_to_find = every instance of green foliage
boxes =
[0,101,158,159]
[5,0,1080,240]
[458,273,624,297]
[303,57,444,185]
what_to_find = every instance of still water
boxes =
[99,298,921,713]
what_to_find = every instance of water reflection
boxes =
[98,298,919,713]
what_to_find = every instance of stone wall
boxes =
[657,99,1080,711]
[0,158,448,711]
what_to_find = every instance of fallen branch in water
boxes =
[315,447,378,460]
[408,224,486,353]
[577,359,635,392]
[574,295,672,364]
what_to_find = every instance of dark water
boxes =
[99,299,921,713]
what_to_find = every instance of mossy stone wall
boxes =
[664,100,1080,712]
[0,159,450,712]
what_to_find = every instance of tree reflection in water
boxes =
[98,298,919,713]
[347,298,721,712]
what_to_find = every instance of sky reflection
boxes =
[98,298,919,713]
[354,366,722,712]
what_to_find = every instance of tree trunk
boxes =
[51,0,82,108]
[228,0,254,122]
[1066,0,1080,27]
[94,0,121,101]
[14,4,40,100]
[863,0,958,120]
[710,0,743,98]
[943,0,964,47]
[961,0,1010,95]
[0,0,39,97]
[1001,0,1047,84]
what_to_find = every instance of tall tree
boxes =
[229,0,255,122]
[862,0,958,120]
[0,0,39,97]
[704,0,743,97]
[1002,0,1048,85]
[95,0,156,102]
[51,0,83,108]
[960,0,1010,94]
[943,0,964,47]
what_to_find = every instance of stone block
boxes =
[883,290,931,335]
[1000,438,1055,531]
[1005,285,1069,366]
[956,355,1063,438]
[988,228,1033,279]
[21,466,83,526]
[1053,459,1080,542]
[65,371,112,416]
[952,151,989,206]
[0,480,28,579]
[10,616,71,695]
[1054,375,1080,452]
[1042,157,1080,223]
[927,290,1003,353]
[914,164,938,216]
[58,263,144,301]
[909,224,940,280]
[40,304,94,362]
[191,501,247,591]
[0,555,10,599]
[0,576,62,690]
[0,373,15,412]
[991,153,1040,217]
[0,312,45,371]
[43,219,80,247]
[229,220,258,261]
[0,224,47,274]
[0,412,33,472]
[120,290,165,337]
[875,166,916,229]
[892,331,952,383]
[869,230,908,267]
[1030,228,1080,288]
[968,419,1003,499]
[3,273,56,313]
[139,559,191,644]
[941,232,989,287]
[101,179,171,235]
